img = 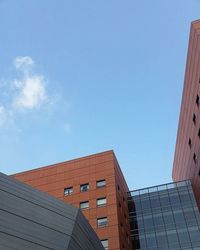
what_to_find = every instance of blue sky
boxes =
[0,0,199,190]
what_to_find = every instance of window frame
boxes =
[80,200,89,209]
[80,183,89,192]
[97,197,107,207]
[101,239,108,249]
[97,217,108,228]
[96,179,106,188]
[64,186,73,196]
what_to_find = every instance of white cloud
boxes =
[12,56,48,110]
[13,75,47,110]
[0,56,70,133]
[0,56,53,128]
[14,56,34,73]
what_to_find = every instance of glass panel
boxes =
[64,187,73,196]
[97,217,108,227]
[189,227,200,244]
[97,179,106,188]
[80,201,89,209]
[97,197,107,206]
[101,239,108,249]
[80,183,89,192]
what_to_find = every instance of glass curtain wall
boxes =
[128,180,200,250]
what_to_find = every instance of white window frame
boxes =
[64,187,73,196]
[97,197,107,207]
[80,201,89,209]
[97,217,108,227]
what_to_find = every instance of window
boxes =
[80,183,89,192]
[96,179,106,188]
[117,185,120,191]
[193,113,196,125]
[80,201,89,209]
[101,239,108,249]
[119,202,121,208]
[198,128,200,138]
[64,186,73,196]
[97,217,108,227]
[188,138,192,148]
[196,95,200,107]
[97,197,107,207]
[193,153,197,164]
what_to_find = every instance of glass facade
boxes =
[128,180,200,250]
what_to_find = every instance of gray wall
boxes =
[0,172,104,250]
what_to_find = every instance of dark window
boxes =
[117,185,120,191]
[96,179,106,188]
[193,153,197,164]
[64,186,73,196]
[199,169,200,176]
[196,95,200,107]
[193,113,196,124]
[188,138,192,148]
[198,128,200,138]
[97,197,107,206]
[80,201,89,209]
[124,213,127,220]
[119,202,121,208]
[80,183,89,192]
[97,217,108,227]
[101,239,108,249]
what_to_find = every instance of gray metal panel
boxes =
[0,173,103,250]
[68,211,104,250]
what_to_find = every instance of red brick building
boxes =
[173,20,200,208]
[13,150,131,250]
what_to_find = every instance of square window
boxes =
[196,95,200,107]
[96,179,106,188]
[193,113,196,125]
[188,138,192,148]
[64,187,73,196]
[193,153,197,164]
[101,239,108,249]
[80,183,89,192]
[97,217,108,227]
[80,201,89,209]
[97,197,107,207]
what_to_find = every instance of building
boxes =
[12,150,131,250]
[172,20,200,208]
[128,180,200,250]
[0,172,104,250]
[10,20,200,249]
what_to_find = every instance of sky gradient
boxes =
[0,0,199,190]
